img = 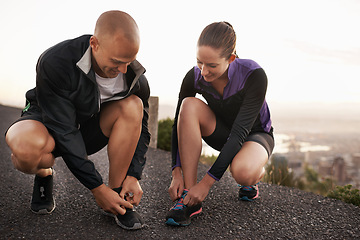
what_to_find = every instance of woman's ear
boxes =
[228,53,236,64]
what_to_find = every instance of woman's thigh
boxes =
[230,133,274,184]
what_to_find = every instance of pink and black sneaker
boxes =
[238,183,259,201]
[165,189,202,226]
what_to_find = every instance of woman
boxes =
[166,22,274,226]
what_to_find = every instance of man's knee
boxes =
[116,96,144,128]
[6,120,54,172]
[100,95,144,136]
[122,95,143,117]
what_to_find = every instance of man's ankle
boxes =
[36,168,53,178]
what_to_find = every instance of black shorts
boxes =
[202,116,274,157]
[6,102,109,157]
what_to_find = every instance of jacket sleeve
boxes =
[171,68,197,169]
[127,74,151,180]
[36,57,103,190]
[207,68,268,181]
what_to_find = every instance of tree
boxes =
[157,118,174,151]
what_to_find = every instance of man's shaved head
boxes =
[94,10,140,45]
[90,11,140,78]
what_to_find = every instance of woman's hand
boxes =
[183,173,216,206]
[168,167,184,201]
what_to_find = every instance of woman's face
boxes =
[196,46,233,82]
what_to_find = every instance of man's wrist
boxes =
[90,183,106,194]
[125,175,138,182]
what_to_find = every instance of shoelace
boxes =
[238,182,259,191]
[241,186,255,191]
[172,190,188,210]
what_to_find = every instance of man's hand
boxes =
[119,176,143,206]
[91,184,133,215]
[168,167,184,202]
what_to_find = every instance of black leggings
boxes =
[202,116,274,157]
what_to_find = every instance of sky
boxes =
[0,0,359,109]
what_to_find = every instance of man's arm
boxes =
[36,55,103,190]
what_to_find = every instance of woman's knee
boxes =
[230,143,269,186]
[230,164,261,186]
[179,97,204,116]
[178,97,216,136]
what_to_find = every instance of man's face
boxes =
[90,34,139,78]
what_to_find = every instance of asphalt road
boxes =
[1,104,359,239]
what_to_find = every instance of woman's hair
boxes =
[197,21,237,59]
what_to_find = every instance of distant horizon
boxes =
[157,100,360,135]
[3,99,360,120]
[2,97,360,135]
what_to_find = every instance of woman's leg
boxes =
[229,141,269,186]
[177,97,216,189]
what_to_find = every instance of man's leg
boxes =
[99,95,143,189]
[98,95,144,230]
[5,120,55,176]
[5,119,56,213]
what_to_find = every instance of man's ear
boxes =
[89,36,99,51]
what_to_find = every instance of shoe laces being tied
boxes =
[172,189,189,210]
[238,182,259,191]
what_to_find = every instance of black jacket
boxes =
[172,59,273,181]
[26,35,150,189]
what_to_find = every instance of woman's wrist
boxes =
[201,173,216,188]
[172,166,182,178]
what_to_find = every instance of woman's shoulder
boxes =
[232,58,261,70]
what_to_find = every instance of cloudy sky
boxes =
[1,0,359,109]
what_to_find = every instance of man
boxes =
[5,10,150,230]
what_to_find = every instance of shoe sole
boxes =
[30,169,56,215]
[114,215,143,230]
[30,197,56,215]
[240,196,257,202]
[165,207,202,226]
[101,209,144,230]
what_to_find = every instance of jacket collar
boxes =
[76,46,92,74]
[76,46,146,79]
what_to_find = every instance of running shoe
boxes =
[114,208,144,230]
[30,169,55,214]
[104,187,144,230]
[165,189,202,226]
[238,183,259,201]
